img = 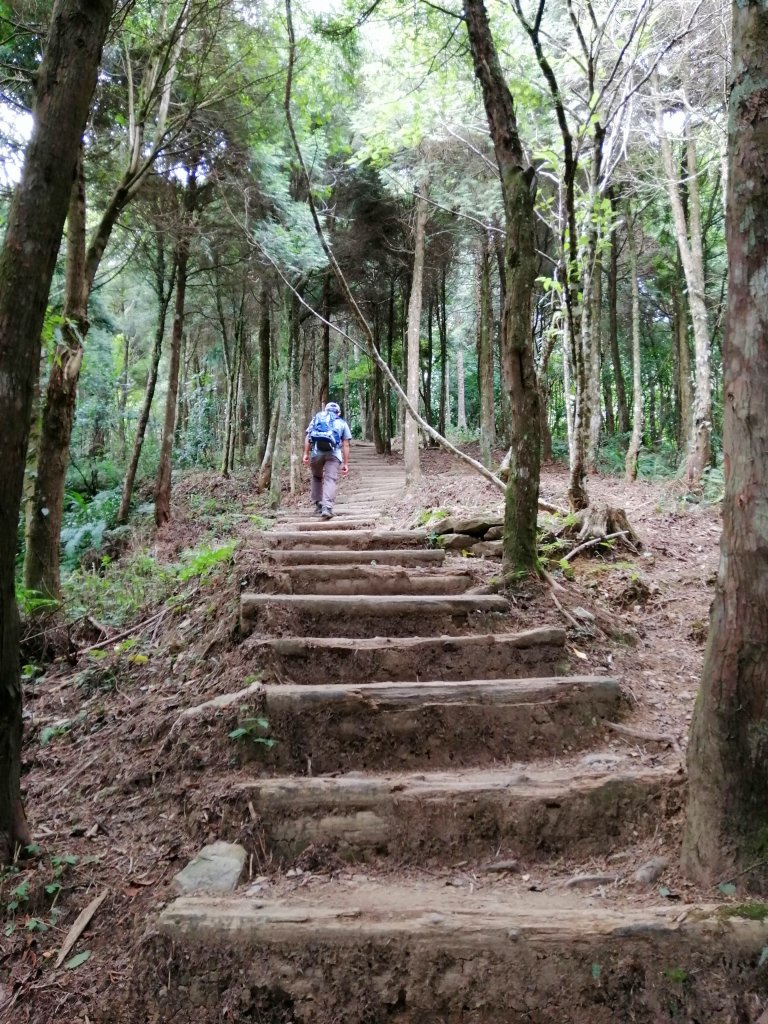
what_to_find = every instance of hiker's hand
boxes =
[342,463,349,476]
[302,453,309,465]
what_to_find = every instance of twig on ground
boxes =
[563,531,628,562]
[550,588,582,629]
[79,608,166,653]
[55,889,109,967]
[604,720,682,754]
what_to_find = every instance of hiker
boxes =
[303,401,352,519]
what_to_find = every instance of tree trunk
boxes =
[625,215,643,481]
[117,240,177,524]
[255,287,271,467]
[656,90,712,486]
[0,0,112,862]
[320,271,331,407]
[155,171,196,527]
[289,292,303,494]
[23,151,88,598]
[672,276,693,453]
[477,231,496,467]
[683,4,768,889]
[608,190,629,433]
[257,394,281,492]
[404,184,429,488]
[463,0,540,574]
[587,250,603,468]
[456,344,467,430]
[438,268,447,436]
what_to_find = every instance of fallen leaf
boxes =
[64,950,92,971]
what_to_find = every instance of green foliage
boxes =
[178,543,235,581]
[60,487,122,569]
[1,849,77,936]
[15,586,59,617]
[229,714,276,748]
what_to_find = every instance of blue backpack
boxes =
[309,411,341,452]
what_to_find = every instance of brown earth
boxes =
[0,448,732,1023]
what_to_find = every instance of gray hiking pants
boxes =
[310,452,340,508]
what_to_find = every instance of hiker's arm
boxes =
[303,435,310,464]
[341,438,350,475]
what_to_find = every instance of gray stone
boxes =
[438,533,477,551]
[453,515,503,537]
[632,856,669,886]
[581,752,623,768]
[172,841,247,894]
[484,525,503,541]
[472,541,503,559]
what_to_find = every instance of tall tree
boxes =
[463,0,540,572]
[683,0,768,888]
[0,0,113,862]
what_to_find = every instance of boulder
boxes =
[437,533,477,552]
[172,841,247,895]
[472,540,503,558]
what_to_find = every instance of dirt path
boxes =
[7,445,763,1024]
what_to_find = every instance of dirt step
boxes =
[258,676,623,772]
[260,529,429,550]
[240,593,511,638]
[266,548,446,566]
[263,564,476,596]
[248,627,567,684]
[141,883,768,1024]
[231,764,683,865]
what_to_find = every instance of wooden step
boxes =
[248,627,567,684]
[260,529,428,550]
[279,519,380,531]
[240,593,511,638]
[232,764,683,865]
[265,564,476,596]
[265,548,446,566]
[140,884,768,1024]
[257,676,624,772]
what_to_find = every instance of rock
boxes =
[632,856,669,886]
[453,515,503,536]
[484,525,503,541]
[572,606,596,623]
[437,533,477,551]
[172,841,246,894]
[581,752,623,768]
[472,541,503,559]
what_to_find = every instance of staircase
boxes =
[136,443,768,1023]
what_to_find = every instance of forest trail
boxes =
[131,445,766,1021]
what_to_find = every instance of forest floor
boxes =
[1,445,723,1023]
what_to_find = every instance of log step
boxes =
[232,764,683,865]
[140,886,768,1024]
[260,529,429,550]
[248,627,567,684]
[279,519,380,531]
[266,564,476,596]
[240,593,511,638]
[258,676,623,772]
[265,548,446,567]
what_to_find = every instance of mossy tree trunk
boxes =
[463,0,540,574]
[0,0,112,862]
[683,0,768,890]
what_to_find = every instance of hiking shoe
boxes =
[314,501,322,514]
[320,506,333,520]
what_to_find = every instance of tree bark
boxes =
[656,88,712,486]
[155,169,196,527]
[464,0,540,573]
[404,184,429,488]
[683,2,768,889]
[117,236,177,524]
[456,344,467,430]
[625,214,643,481]
[672,276,693,453]
[0,0,112,862]
[477,231,496,467]
[24,150,88,597]
[255,286,271,467]
[608,191,629,434]
[438,268,447,436]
